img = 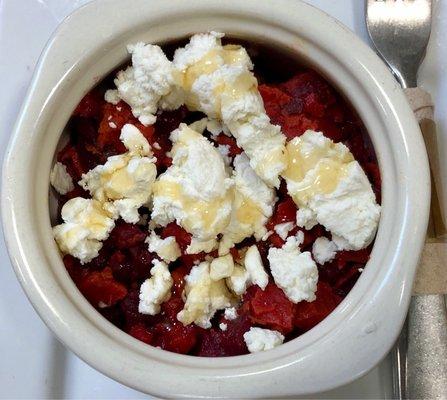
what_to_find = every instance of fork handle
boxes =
[404,87,446,239]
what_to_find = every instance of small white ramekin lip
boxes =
[1,0,430,397]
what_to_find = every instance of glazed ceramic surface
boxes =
[1,0,430,397]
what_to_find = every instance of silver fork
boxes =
[366,1,447,399]
[366,0,431,89]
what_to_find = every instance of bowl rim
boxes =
[1,0,430,397]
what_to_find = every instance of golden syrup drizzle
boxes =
[235,194,264,226]
[153,180,231,236]
[284,137,354,204]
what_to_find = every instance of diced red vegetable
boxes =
[77,267,128,307]
[244,284,295,334]
[294,282,342,331]
[129,323,154,345]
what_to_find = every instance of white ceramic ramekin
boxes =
[1,0,430,397]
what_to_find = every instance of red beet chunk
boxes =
[63,254,87,284]
[281,114,319,139]
[83,245,110,271]
[160,222,192,253]
[73,89,104,119]
[300,225,326,250]
[197,314,251,357]
[267,233,285,248]
[336,248,370,264]
[153,320,198,354]
[109,221,147,249]
[128,245,153,281]
[97,101,134,153]
[120,289,155,327]
[267,196,297,230]
[77,267,128,308]
[259,84,292,125]
[214,133,242,157]
[294,282,341,332]
[129,323,154,345]
[170,265,192,297]
[244,283,295,334]
[57,143,85,181]
[160,296,184,320]
[280,71,336,109]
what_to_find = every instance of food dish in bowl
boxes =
[1,0,429,396]
[50,33,381,356]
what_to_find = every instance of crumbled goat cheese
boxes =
[206,119,230,138]
[50,162,74,195]
[105,43,182,125]
[210,254,234,281]
[186,237,218,255]
[53,198,115,264]
[226,264,250,296]
[177,261,235,328]
[244,245,268,290]
[219,322,228,331]
[284,130,381,250]
[146,231,181,262]
[243,327,284,353]
[139,259,173,315]
[173,31,225,71]
[171,32,286,187]
[268,237,318,303]
[79,124,157,224]
[274,221,295,240]
[226,245,268,295]
[151,123,233,241]
[295,230,305,246]
[186,237,219,254]
[296,208,318,230]
[224,307,238,320]
[219,153,275,255]
[217,144,232,166]
[312,237,337,265]
[108,121,117,129]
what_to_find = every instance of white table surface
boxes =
[1,0,445,398]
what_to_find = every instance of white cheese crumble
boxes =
[105,42,182,125]
[219,322,228,331]
[50,162,74,195]
[224,307,238,320]
[210,254,234,281]
[219,153,275,255]
[79,124,157,224]
[312,236,337,265]
[268,237,318,303]
[53,198,115,264]
[284,130,381,250]
[243,327,284,353]
[274,221,295,240]
[151,123,233,241]
[244,245,268,290]
[186,237,218,255]
[226,245,268,295]
[146,231,181,262]
[226,264,250,296]
[177,33,286,187]
[296,208,318,230]
[177,261,235,328]
[216,144,232,166]
[139,259,173,315]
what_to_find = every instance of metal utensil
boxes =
[366,1,447,399]
[366,0,431,89]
